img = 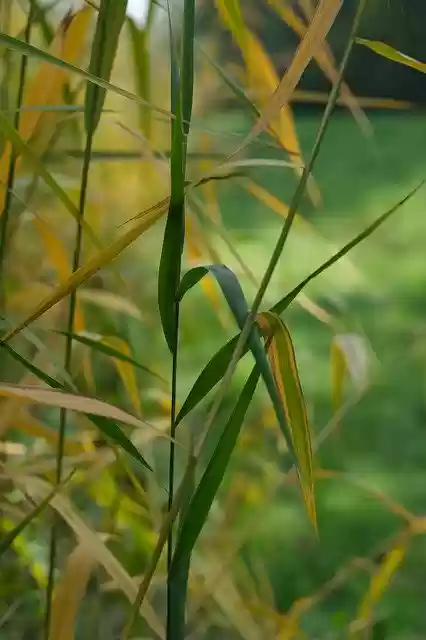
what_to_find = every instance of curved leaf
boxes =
[177,264,294,456]
[258,311,316,529]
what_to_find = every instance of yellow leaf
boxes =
[2,201,167,343]
[32,215,84,332]
[244,0,343,149]
[268,0,369,134]
[19,476,165,639]
[257,311,316,530]
[215,0,320,204]
[357,39,426,75]
[49,543,95,640]
[0,7,94,210]
[331,333,370,412]
[0,383,168,438]
[353,537,408,636]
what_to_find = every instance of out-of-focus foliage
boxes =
[0,1,426,639]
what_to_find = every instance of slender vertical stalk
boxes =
[44,89,95,640]
[0,0,34,305]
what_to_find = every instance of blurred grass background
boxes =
[1,0,426,638]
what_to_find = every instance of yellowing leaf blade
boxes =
[258,311,316,529]
[48,543,95,640]
[2,203,167,343]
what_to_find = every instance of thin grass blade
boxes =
[1,203,167,343]
[0,32,173,118]
[357,39,426,74]
[171,367,259,573]
[0,471,75,556]
[85,0,127,135]
[56,330,166,382]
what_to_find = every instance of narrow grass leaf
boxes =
[0,112,99,243]
[176,334,242,424]
[171,367,259,572]
[354,537,408,636]
[121,454,196,639]
[0,32,173,118]
[357,39,426,74]
[1,343,153,470]
[1,203,167,343]
[22,477,164,639]
[33,216,85,332]
[48,543,95,640]
[0,384,163,436]
[240,0,343,152]
[257,311,316,529]
[176,182,424,424]
[272,181,425,316]
[57,331,166,382]
[103,335,142,417]
[85,0,127,134]
[0,471,75,556]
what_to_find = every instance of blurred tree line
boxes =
[199,0,426,104]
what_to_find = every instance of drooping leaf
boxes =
[171,367,259,573]
[85,0,128,134]
[177,264,294,455]
[0,383,163,436]
[257,311,316,529]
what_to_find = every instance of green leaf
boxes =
[258,311,316,529]
[176,334,243,424]
[0,111,100,247]
[0,32,172,118]
[56,330,167,383]
[271,181,425,316]
[171,367,259,572]
[167,447,195,640]
[175,181,424,424]
[0,471,76,557]
[357,39,426,75]
[0,343,153,471]
[85,0,127,134]
[177,264,295,457]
